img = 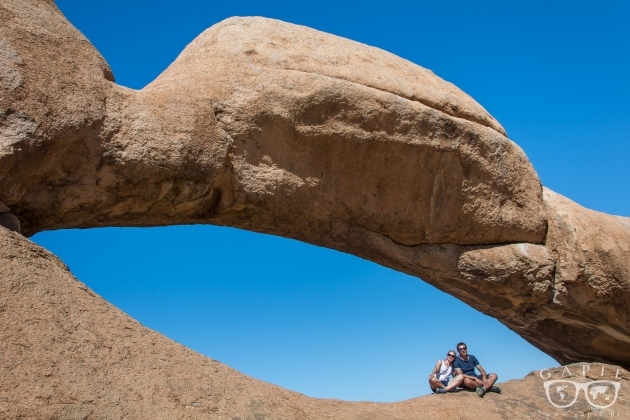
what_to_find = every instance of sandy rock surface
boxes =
[1,227,628,419]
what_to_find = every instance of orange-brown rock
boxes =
[0,0,113,228]
[1,4,546,245]
[1,1,629,416]
[537,189,630,366]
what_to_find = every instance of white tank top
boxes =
[436,360,452,381]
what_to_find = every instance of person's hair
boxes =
[456,342,467,350]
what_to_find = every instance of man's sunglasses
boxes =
[458,347,467,351]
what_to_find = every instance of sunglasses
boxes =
[447,354,456,357]
[458,347,467,351]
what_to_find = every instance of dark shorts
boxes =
[430,379,449,393]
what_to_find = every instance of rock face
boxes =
[539,189,630,366]
[0,0,113,230]
[1,0,630,414]
[1,5,546,245]
[1,226,628,419]
[0,200,19,232]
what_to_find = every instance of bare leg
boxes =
[483,373,498,389]
[429,377,446,390]
[462,377,482,390]
[444,375,464,392]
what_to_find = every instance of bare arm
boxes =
[428,360,441,380]
[476,364,488,381]
[456,367,483,385]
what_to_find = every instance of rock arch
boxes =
[1,0,629,376]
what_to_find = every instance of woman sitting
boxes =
[428,350,464,394]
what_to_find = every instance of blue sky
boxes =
[32,1,629,402]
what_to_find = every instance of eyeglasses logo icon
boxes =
[543,380,620,409]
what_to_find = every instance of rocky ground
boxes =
[1,226,628,419]
[2,0,629,371]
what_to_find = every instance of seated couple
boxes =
[428,342,501,397]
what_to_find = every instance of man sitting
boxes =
[453,342,501,397]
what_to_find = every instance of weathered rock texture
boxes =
[1,0,630,414]
[0,0,113,226]
[1,226,628,419]
[540,189,630,366]
[0,200,19,232]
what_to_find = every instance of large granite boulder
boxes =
[1,9,546,247]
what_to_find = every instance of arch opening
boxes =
[32,225,557,402]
